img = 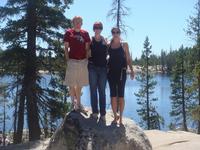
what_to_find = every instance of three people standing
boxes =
[64,16,134,125]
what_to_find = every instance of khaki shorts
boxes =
[64,59,89,87]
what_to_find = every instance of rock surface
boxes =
[46,110,152,150]
[145,130,200,150]
[3,124,200,150]
[0,139,50,150]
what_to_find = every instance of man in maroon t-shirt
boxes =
[64,16,91,112]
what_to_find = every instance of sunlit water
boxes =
[0,73,172,131]
[81,73,172,130]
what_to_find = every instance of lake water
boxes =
[0,73,172,131]
[81,73,172,130]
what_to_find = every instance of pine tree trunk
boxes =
[181,56,188,131]
[197,37,200,134]
[198,78,200,134]
[13,100,18,143]
[146,52,150,130]
[25,0,41,141]
[13,75,19,143]
[14,90,25,144]
[3,93,6,146]
[44,112,49,138]
[117,0,120,28]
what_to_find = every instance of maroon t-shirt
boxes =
[64,29,91,59]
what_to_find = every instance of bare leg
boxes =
[74,86,82,106]
[75,86,88,113]
[111,97,119,123]
[119,97,125,125]
[69,86,76,108]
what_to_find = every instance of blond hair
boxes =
[72,16,83,25]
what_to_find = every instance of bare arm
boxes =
[64,42,69,61]
[86,42,90,59]
[123,42,135,79]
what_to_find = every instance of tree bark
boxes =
[198,78,200,134]
[146,50,150,130]
[197,36,200,134]
[181,54,188,131]
[25,0,41,141]
[13,75,19,143]
[117,0,120,28]
[3,92,6,146]
[14,89,25,144]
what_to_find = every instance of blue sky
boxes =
[0,0,197,59]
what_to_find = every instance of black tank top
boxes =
[108,44,127,72]
[89,37,107,67]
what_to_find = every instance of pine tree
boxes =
[107,0,130,33]
[135,37,163,130]
[0,46,26,143]
[186,0,200,134]
[169,46,196,131]
[0,0,73,142]
[165,50,177,74]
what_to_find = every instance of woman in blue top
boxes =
[88,22,108,122]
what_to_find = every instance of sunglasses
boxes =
[112,31,120,35]
[94,27,103,30]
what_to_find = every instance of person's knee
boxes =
[110,93,117,97]
[98,87,106,97]
[75,86,82,94]
[90,82,97,91]
[111,97,117,101]
[119,97,125,101]
[109,85,117,97]
[89,69,97,86]
[118,93,125,97]
[118,85,125,97]
[89,77,98,89]
[69,87,76,96]
[98,79,106,90]
[110,91,117,97]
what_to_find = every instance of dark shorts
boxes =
[108,69,127,97]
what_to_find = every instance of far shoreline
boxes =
[38,65,168,75]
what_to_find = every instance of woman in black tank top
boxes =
[108,27,135,125]
[88,22,108,122]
